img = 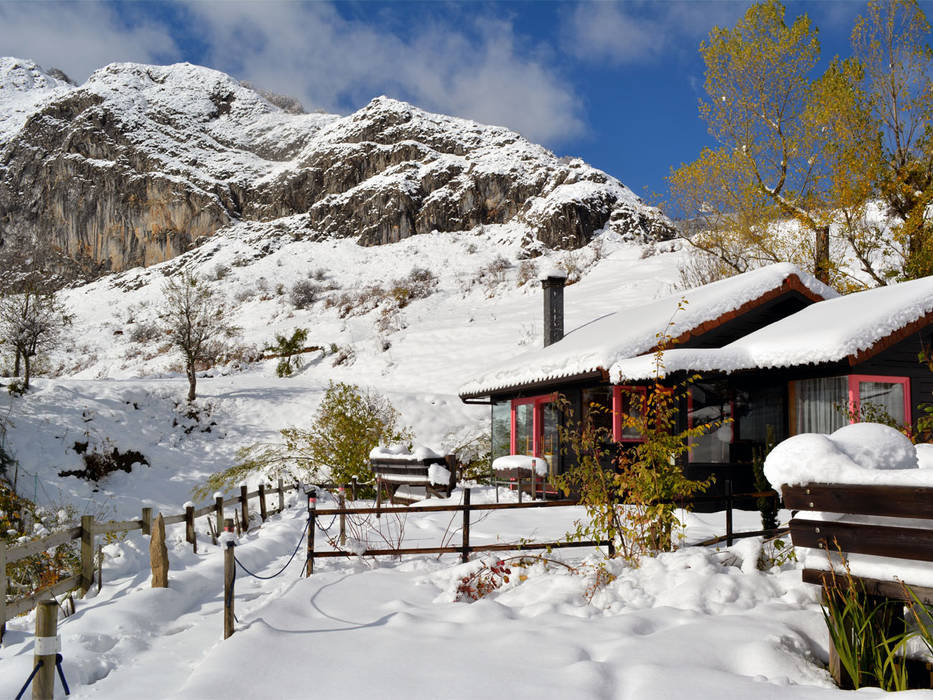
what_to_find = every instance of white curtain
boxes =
[795,376,847,434]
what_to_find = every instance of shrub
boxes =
[270,328,309,377]
[516,260,538,287]
[129,322,161,344]
[475,255,511,293]
[59,439,150,482]
[556,317,716,562]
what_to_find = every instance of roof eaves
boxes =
[458,368,609,400]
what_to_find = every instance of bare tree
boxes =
[0,288,71,390]
[158,270,236,402]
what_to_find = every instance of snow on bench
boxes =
[369,445,456,504]
[765,422,933,599]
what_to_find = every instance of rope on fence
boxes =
[15,660,42,700]
[314,513,338,534]
[233,516,312,581]
[14,654,70,699]
[55,654,71,695]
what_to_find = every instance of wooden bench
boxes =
[371,454,457,505]
[782,482,933,688]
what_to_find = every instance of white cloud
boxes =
[0,1,583,145]
[565,1,749,66]
[0,2,180,82]
[182,2,585,144]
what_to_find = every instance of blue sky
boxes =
[1,1,926,203]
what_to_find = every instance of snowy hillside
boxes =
[2,222,685,518]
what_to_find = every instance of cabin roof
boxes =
[459,263,835,399]
[612,275,933,381]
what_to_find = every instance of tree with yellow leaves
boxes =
[670,0,932,290]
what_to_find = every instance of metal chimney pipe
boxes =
[541,269,567,347]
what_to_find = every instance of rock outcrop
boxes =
[0,59,672,275]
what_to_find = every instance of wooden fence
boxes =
[306,484,785,568]
[0,478,302,641]
[2,478,783,641]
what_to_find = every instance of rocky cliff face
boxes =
[0,59,671,275]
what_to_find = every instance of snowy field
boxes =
[3,488,922,700]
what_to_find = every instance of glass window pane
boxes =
[794,376,847,433]
[736,384,785,443]
[491,402,511,461]
[514,403,534,456]
[581,387,612,434]
[689,382,732,463]
[859,381,905,425]
[541,402,560,475]
[619,389,644,440]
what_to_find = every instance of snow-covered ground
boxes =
[4,488,919,700]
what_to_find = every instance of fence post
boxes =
[338,487,346,546]
[0,542,6,643]
[305,489,316,577]
[725,479,734,547]
[185,504,197,553]
[259,484,268,522]
[240,484,249,531]
[223,518,235,640]
[80,515,95,596]
[141,506,153,536]
[461,488,471,564]
[517,477,523,504]
[215,494,224,536]
[375,476,382,519]
[33,599,58,700]
[277,478,285,512]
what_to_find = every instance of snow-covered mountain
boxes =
[0,58,671,276]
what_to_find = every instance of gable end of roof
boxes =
[666,274,828,350]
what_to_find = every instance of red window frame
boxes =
[847,374,911,425]
[612,385,646,443]
[510,393,556,456]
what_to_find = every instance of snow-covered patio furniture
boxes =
[767,423,933,689]
[370,446,457,505]
[491,454,557,501]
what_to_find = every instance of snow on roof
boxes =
[459,263,834,397]
[613,274,933,381]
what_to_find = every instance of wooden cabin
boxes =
[459,265,933,499]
